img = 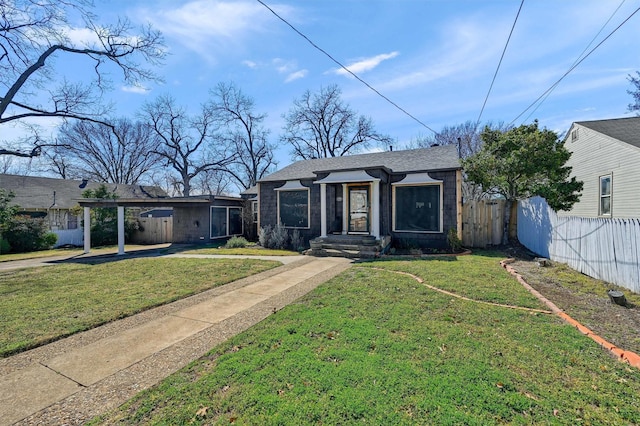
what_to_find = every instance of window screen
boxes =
[394,185,440,232]
[229,207,243,235]
[279,190,309,228]
[211,207,227,238]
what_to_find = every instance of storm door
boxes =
[348,186,369,233]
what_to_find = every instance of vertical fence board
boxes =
[518,197,640,293]
[462,200,505,248]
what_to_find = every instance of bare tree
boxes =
[142,95,236,196]
[0,0,165,157]
[409,120,511,201]
[46,118,160,184]
[192,169,233,196]
[281,84,391,160]
[408,120,512,159]
[211,83,276,189]
[209,82,277,190]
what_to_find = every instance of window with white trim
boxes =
[599,175,611,216]
[252,200,258,222]
[393,184,442,232]
[278,189,309,228]
[210,206,243,238]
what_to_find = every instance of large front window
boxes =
[393,184,442,232]
[278,190,309,228]
[211,206,243,238]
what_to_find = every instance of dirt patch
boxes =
[508,257,640,355]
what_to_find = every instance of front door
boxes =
[348,186,369,233]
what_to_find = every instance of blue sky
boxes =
[6,0,640,176]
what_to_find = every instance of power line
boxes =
[521,0,627,123]
[255,0,438,135]
[510,4,640,126]
[476,0,525,126]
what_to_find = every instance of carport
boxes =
[76,196,238,255]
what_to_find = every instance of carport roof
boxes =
[76,195,240,208]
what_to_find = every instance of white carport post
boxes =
[117,205,125,255]
[83,206,91,254]
[342,184,348,235]
[320,183,327,237]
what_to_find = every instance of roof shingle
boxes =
[0,174,167,210]
[259,145,460,182]
[576,117,640,149]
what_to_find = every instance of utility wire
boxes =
[510,4,640,126]
[521,0,627,123]
[256,0,438,135]
[476,0,525,126]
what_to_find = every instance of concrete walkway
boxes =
[0,253,352,425]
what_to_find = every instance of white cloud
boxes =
[121,85,150,94]
[64,27,100,47]
[285,70,307,83]
[334,51,400,76]
[140,1,294,62]
[242,60,258,69]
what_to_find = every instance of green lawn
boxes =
[0,258,279,357]
[181,246,300,256]
[92,252,640,425]
[0,247,84,262]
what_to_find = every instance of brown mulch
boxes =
[506,254,640,356]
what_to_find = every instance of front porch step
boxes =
[309,235,390,259]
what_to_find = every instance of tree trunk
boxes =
[502,199,519,245]
[502,200,511,245]
[508,200,518,242]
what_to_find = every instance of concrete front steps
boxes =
[309,235,391,259]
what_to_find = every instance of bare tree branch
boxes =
[0,0,165,157]
[281,84,390,160]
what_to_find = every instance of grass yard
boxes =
[0,258,279,357]
[0,247,84,262]
[181,246,300,256]
[92,252,640,425]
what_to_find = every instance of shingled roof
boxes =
[576,116,640,149]
[0,174,167,210]
[259,144,460,182]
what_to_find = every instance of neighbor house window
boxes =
[67,213,78,230]
[599,175,612,216]
[252,200,258,223]
[210,206,243,238]
[393,184,442,232]
[278,190,309,228]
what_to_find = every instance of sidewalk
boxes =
[0,254,352,425]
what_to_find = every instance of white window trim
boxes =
[599,174,612,217]
[277,188,310,229]
[392,182,444,234]
[210,206,244,239]
[252,200,258,223]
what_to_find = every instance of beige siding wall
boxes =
[562,124,640,218]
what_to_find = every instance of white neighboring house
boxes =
[562,116,640,218]
[0,174,166,246]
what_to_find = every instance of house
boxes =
[0,174,167,246]
[562,117,640,218]
[256,145,462,256]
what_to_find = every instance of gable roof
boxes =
[575,116,640,149]
[0,174,167,210]
[259,145,460,182]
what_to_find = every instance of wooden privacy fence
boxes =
[461,199,505,248]
[131,217,173,244]
[518,196,640,293]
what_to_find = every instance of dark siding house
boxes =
[256,145,462,255]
